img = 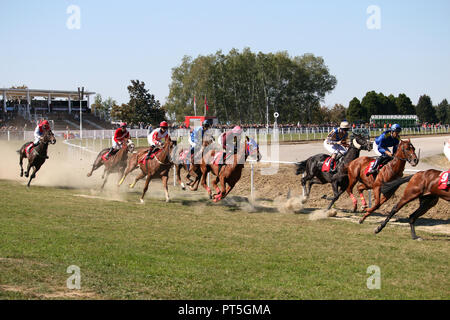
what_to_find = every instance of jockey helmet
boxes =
[160,121,168,128]
[340,121,350,130]
[41,120,50,129]
[391,124,402,132]
[120,122,127,128]
[202,120,210,128]
[232,126,242,134]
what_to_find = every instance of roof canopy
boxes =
[1,88,96,99]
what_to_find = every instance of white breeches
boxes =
[324,140,347,156]
[373,141,383,156]
[33,135,41,144]
[112,138,121,150]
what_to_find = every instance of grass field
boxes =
[0,179,449,300]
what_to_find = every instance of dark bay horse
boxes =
[200,136,261,202]
[18,130,56,187]
[87,139,135,190]
[295,133,372,210]
[346,139,419,223]
[375,169,449,240]
[129,135,176,203]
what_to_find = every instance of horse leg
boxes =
[27,166,38,187]
[117,167,126,187]
[211,175,221,196]
[346,175,359,213]
[87,156,103,177]
[200,169,212,199]
[100,171,110,190]
[24,160,32,178]
[409,196,439,240]
[176,165,186,190]
[19,154,24,177]
[357,184,369,210]
[140,174,152,204]
[162,175,170,202]
[189,166,203,191]
[360,186,385,224]
[327,181,345,210]
[130,169,146,189]
[214,176,227,202]
[375,188,421,234]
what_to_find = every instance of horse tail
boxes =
[380,175,413,197]
[295,160,307,175]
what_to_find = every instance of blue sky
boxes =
[1,0,449,108]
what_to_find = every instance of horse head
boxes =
[126,139,135,153]
[42,130,56,145]
[351,133,372,151]
[397,139,419,167]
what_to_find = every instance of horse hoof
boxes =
[140,199,144,204]
[374,227,380,234]
[20,173,23,177]
[87,173,92,177]
[359,219,364,224]
[414,237,423,241]
[166,199,170,203]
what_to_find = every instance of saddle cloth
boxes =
[438,170,450,190]
[138,148,162,165]
[213,152,233,166]
[25,143,34,157]
[321,157,336,173]
[364,160,384,176]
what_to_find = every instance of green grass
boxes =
[0,180,449,299]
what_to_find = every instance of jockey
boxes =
[31,120,51,158]
[105,122,130,159]
[145,121,170,160]
[367,123,402,175]
[219,126,242,164]
[324,121,350,173]
[189,120,210,156]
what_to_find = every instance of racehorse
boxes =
[374,169,449,240]
[129,135,176,203]
[18,130,56,187]
[117,146,148,187]
[346,139,419,223]
[200,136,261,202]
[86,139,135,190]
[174,134,216,192]
[295,133,372,210]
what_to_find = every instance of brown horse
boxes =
[86,139,135,190]
[129,135,176,203]
[346,139,419,223]
[18,130,56,187]
[374,169,449,240]
[117,146,148,187]
[200,136,261,201]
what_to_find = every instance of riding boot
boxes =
[104,147,115,159]
[367,156,382,175]
[145,147,154,160]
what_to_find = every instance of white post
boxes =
[7,130,10,141]
[3,90,6,114]
[48,93,51,113]
[173,165,176,187]
[302,173,306,197]
[250,162,254,200]
[68,96,71,114]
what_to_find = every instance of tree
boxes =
[164,48,337,124]
[127,80,165,125]
[416,95,436,123]
[435,99,449,124]
[396,93,415,115]
[347,97,365,123]
[361,91,380,119]
[329,104,347,124]
[110,103,134,123]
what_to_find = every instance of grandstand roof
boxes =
[1,88,96,99]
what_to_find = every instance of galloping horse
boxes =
[295,133,372,210]
[375,169,449,240]
[174,133,216,192]
[117,146,148,187]
[200,136,261,202]
[346,139,419,223]
[18,130,56,187]
[129,135,176,203]
[87,139,135,189]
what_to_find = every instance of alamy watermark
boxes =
[366,5,381,30]
[66,5,81,30]
[366,265,381,289]
[66,265,81,290]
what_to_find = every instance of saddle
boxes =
[139,148,162,165]
[321,157,337,173]
[438,170,450,190]
[365,159,384,176]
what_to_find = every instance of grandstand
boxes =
[0,88,114,130]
